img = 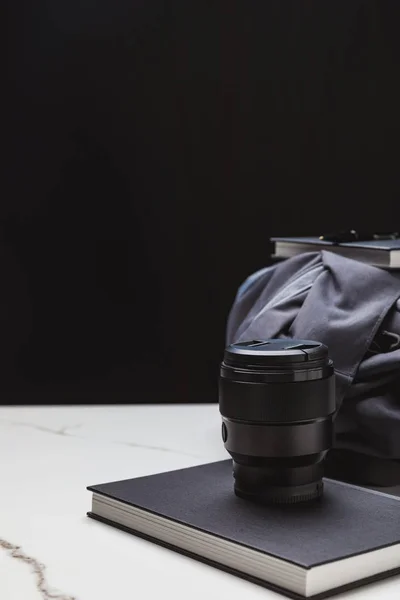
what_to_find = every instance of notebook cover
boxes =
[87,460,400,599]
[270,236,400,252]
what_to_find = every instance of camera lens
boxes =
[219,339,335,504]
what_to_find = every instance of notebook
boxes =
[270,236,400,268]
[87,459,400,599]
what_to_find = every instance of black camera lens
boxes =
[219,339,335,504]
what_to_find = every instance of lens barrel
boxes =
[219,339,335,504]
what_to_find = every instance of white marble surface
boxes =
[0,404,399,600]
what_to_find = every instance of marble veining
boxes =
[0,419,82,438]
[111,439,202,457]
[0,417,201,457]
[0,538,76,600]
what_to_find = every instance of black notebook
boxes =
[270,236,400,268]
[87,460,400,599]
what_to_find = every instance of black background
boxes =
[4,1,400,404]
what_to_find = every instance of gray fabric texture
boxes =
[226,251,400,463]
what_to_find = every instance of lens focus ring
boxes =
[221,417,333,457]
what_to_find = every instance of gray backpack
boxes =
[226,251,400,487]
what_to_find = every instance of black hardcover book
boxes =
[87,460,400,599]
[270,236,400,268]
